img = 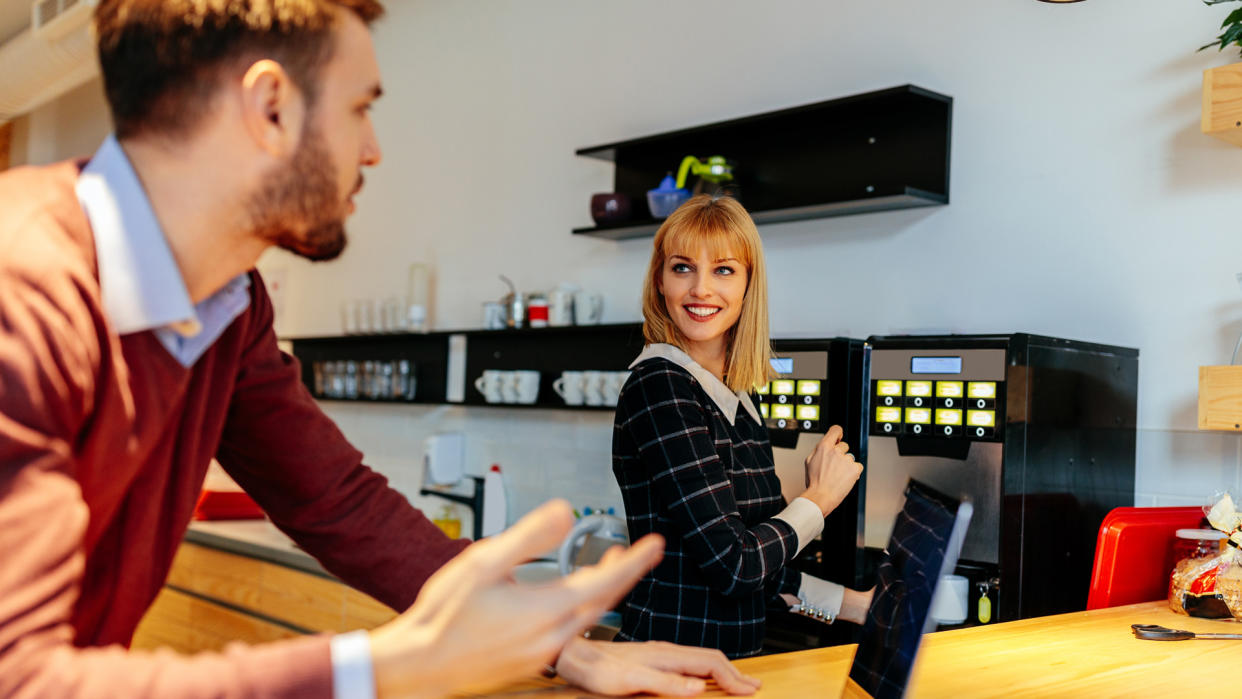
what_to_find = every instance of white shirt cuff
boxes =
[772,496,825,554]
[330,630,376,699]
[798,573,845,619]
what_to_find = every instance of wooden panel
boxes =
[255,558,348,632]
[132,587,300,654]
[1198,365,1242,430]
[343,585,398,630]
[1203,62,1242,146]
[472,602,1240,698]
[0,122,11,171]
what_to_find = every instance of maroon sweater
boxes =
[0,161,470,697]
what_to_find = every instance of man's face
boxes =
[250,11,383,261]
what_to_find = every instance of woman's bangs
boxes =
[661,219,752,269]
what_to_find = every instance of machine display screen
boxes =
[911,356,962,374]
[770,358,794,374]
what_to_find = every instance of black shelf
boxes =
[574,84,951,240]
[287,324,646,410]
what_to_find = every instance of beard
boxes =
[247,123,358,262]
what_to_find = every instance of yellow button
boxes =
[797,404,820,421]
[876,406,902,423]
[967,382,997,399]
[757,382,770,395]
[936,381,964,398]
[906,381,933,397]
[772,380,795,395]
[796,380,821,396]
[772,404,794,419]
[876,380,903,396]
[760,403,769,418]
[935,409,963,426]
[905,407,932,424]
[966,410,995,427]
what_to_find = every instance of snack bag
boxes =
[1205,493,1242,619]
[1169,492,1242,618]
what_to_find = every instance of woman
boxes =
[612,194,869,658]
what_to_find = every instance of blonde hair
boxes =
[641,194,774,393]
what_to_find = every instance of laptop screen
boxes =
[844,479,973,699]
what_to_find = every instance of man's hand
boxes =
[801,424,863,516]
[555,637,761,696]
[367,500,664,698]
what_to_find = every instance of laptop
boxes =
[841,478,973,699]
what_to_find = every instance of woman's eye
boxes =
[671,263,691,273]
[715,266,735,276]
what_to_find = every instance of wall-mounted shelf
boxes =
[288,324,646,410]
[1202,62,1242,146]
[574,84,952,240]
[1198,365,1242,430]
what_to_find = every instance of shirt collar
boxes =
[630,343,762,426]
[75,134,201,337]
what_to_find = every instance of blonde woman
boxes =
[612,194,870,658]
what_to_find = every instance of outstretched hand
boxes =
[367,500,664,698]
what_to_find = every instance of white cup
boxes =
[603,371,629,406]
[583,370,606,406]
[930,574,969,625]
[554,371,586,406]
[498,370,520,403]
[473,370,505,403]
[574,292,604,325]
[512,370,541,404]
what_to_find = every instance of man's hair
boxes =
[641,194,775,393]
[94,0,385,140]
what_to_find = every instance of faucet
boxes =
[420,475,485,540]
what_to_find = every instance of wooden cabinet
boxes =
[1197,364,1242,430]
[1202,62,1242,146]
[132,541,396,653]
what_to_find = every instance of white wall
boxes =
[18,0,1242,529]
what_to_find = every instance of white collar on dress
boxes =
[629,343,761,427]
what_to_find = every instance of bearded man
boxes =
[0,1,762,697]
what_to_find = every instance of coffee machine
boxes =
[755,337,869,649]
[864,334,1138,625]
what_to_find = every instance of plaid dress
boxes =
[612,352,801,658]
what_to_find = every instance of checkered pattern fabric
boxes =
[612,357,801,658]
[848,482,957,699]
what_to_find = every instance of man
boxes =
[0,1,763,697]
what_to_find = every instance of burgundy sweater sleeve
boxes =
[0,270,333,698]
[215,272,470,612]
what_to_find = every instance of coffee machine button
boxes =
[943,425,954,436]
[944,398,955,408]
[778,395,788,404]
[976,398,987,409]
[883,423,894,433]
[803,395,813,405]
[912,424,923,435]
[912,397,924,407]
[802,420,813,430]
[883,396,894,406]
[777,419,787,429]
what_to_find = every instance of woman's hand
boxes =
[800,425,863,517]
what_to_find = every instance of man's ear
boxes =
[239,59,305,157]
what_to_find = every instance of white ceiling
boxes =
[0,0,31,45]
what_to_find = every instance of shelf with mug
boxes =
[288,323,647,411]
[461,323,645,410]
[573,84,951,241]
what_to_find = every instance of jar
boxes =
[1173,528,1226,565]
[527,293,549,328]
[1169,528,1231,618]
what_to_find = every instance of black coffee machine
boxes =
[755,337,869,650]
[863,334,1138,625]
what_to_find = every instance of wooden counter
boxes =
[470,601,1240,697]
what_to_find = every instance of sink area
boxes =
[513,560,621,640]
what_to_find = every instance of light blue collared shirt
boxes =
[75,135,251,367]
[73,135,375,699]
